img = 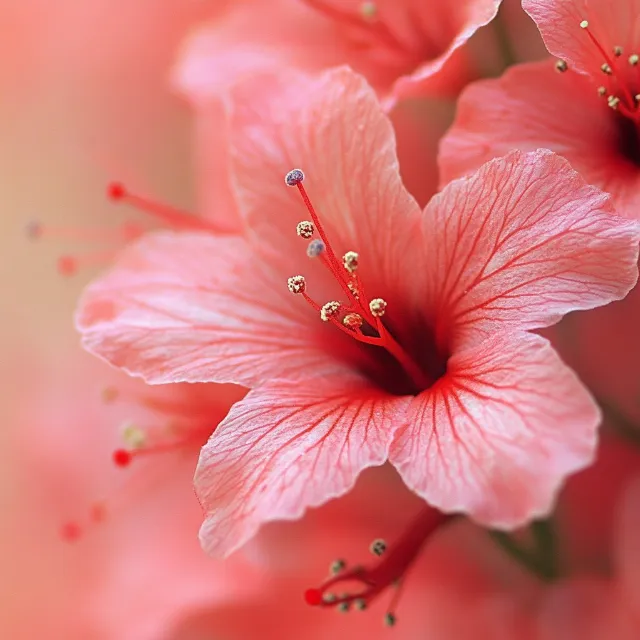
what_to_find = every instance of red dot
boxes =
[304,588,323,606]
[60,521,82,542]
[112,448,132,467]
[57,255,77,277]
[107,181,126,201]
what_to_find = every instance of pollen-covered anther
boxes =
[614,45,623,57]
[320,301,341,322]
[370,538,387,556]
[555,59,568,73]
[342,250,359,273]
[338,601,351,613]
[354,599,367,611]
[579,19,589,29]
[369,298,387,318]
[285,168,305,186]
[608,95,621,110]
[343,313,364,330]
[307,239,325,258]
[323,593,337,604]
[330,559,347,575]
[348,282,360,299]
[597,86,607,97]
[287,275,307,294]
[384,613,397,627]
[297,220,314,239]
[122,423,147,449]
[601,63,613,75]
[630,54,639,66]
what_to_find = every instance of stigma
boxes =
[303,507,449,626]
[284,169,429,391]
[576,20,640,121]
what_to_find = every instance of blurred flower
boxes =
[75,67,638,560]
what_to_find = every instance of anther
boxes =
[355,599,367,611]
[597,86,607,97]
[307,239,325,258]
[323,593,337,604]
[614,46,623,57]
[384,613,397,627]
[601,63,613,75]
[338,601,351,613]
[555,59,568,73]
[285,168,305,186]
[122,423,146,449]
[348,282,360,299]
[330,559,347,574]
[101,386,119,403]
[630,54,639,66]
[343,313,364,329]
[370,538,387,556]
[342,250,359,273]
[287,275,307,294]
[320,301,341,322]
[608,95,621,110]
[580,20,589,29]
[369,298,387,318]
[360,1,377,20]
[297,221,314,239]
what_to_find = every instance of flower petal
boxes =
[76,231,350,385]
[195,378,410,556]
[228,65,422,304]
[422,149,639,344]
[390,332,599,528]
[523,0,640,79]
[439,61,640,219]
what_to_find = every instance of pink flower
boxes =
[173,0,503,109]
[1,352,253,640]
[439,0,640,219]
[76,67,639,558]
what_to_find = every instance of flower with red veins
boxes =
[440,0,640,219]
[173,0,502,109]
[76,67,639,559]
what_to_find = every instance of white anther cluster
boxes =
[608,95,621,110]
[297,220,314,239]
[342,250,359,273]
[369,298,387,318]
[287,275,307,294]
[343,313,363,329]
[601,63,613,75]
[320,301,341,322]
[369,538,387,556]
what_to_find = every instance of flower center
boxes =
[304,507,449,626]
[284,168,435,393]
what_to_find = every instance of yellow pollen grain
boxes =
[296,220,314,239]
[369,298,387,318]
[360,1,377,20]
[555,59,568,73]
[287,275,306,294]
[342,250,359,273]
[601,63,613,75]
[320,301,341,322]
[580,20,589,29]
[630,54,639,66]
[343,313,364,329]
[122,423,147,449]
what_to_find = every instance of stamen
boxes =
[320,301,341,322]
[614,46,623,57]
[555,59,568,73]
[598,86,607,97]
[630,54,639,66]
[304,508,450,626]
[342,251,359,273]
[287,275,307,294]
[370,538,387,556]
[331,559,347,574]
[369,298,388,317]
[384,613,397,627]
[601,63,613,75]
[297,220,314,238]
[608,95,621,110]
